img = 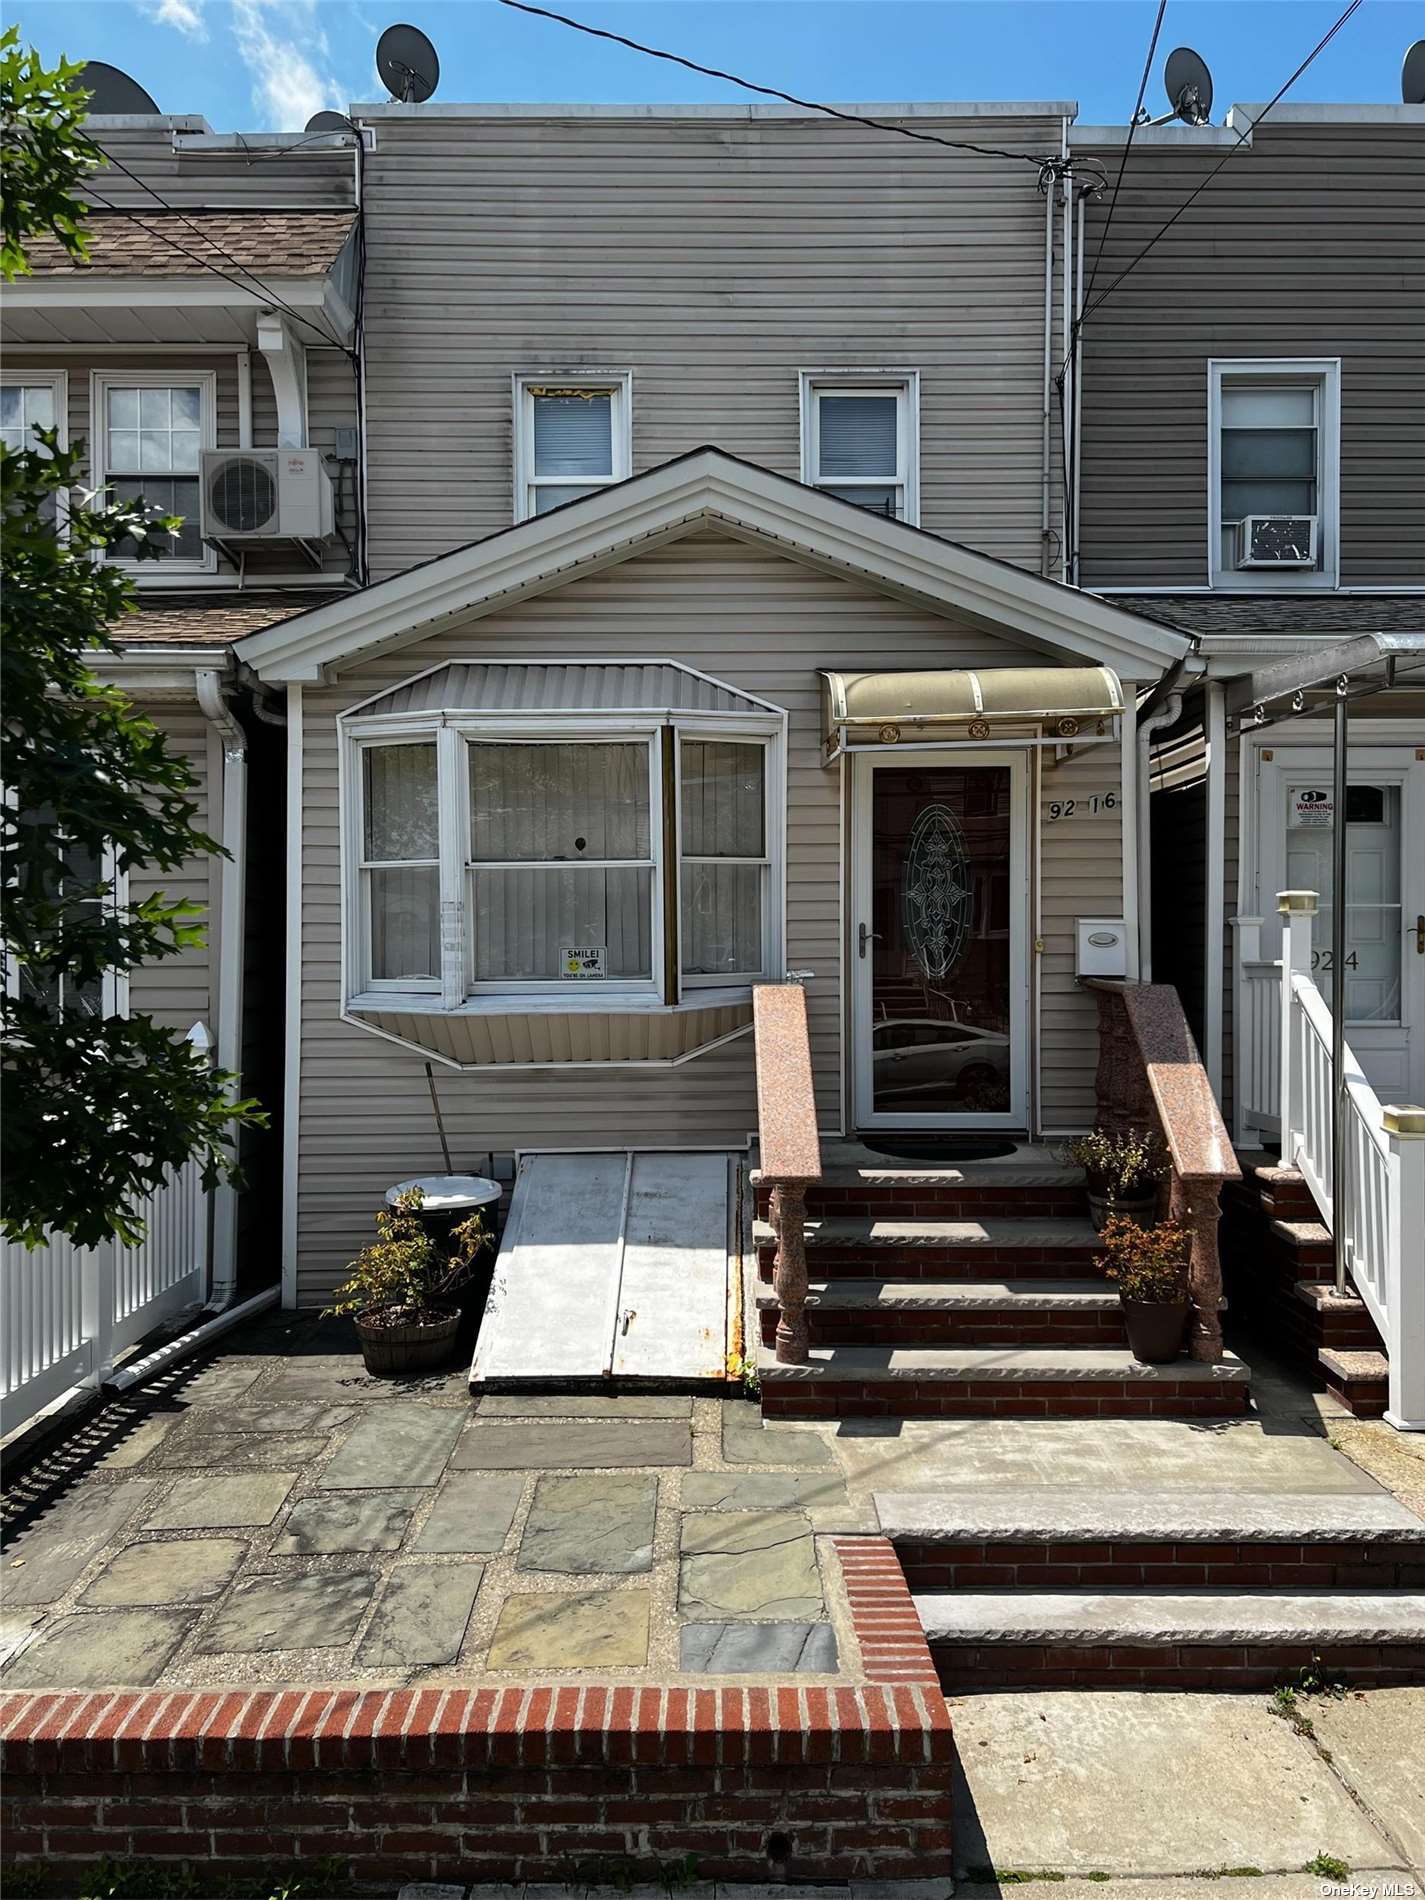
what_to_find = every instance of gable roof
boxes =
[236,448,1190,683]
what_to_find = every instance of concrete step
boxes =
[754,1214,1102,1279]
[754,1277,1124,1348]
[752,1141,1087,1218]
[914,1588,1425,1689]
[756,1342,1251,1420]
[1319,1347,1390,1418]
[876,1488,1425,1591]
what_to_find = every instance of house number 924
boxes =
[1045,793,1118,821]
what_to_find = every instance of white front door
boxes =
[850,749,1030,1128]
[1258,742,1425,1106]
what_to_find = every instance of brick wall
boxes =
[2,1541,952,1889]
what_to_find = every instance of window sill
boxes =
[1209,574,1340,592]
[347,987,756,1018]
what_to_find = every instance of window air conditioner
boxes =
[200,448,334,542]
[1237,513,1317,568]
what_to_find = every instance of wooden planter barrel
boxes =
[354,1304,460,1376]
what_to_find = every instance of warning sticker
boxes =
[560,945,607,979]
[1289,787,1333,828]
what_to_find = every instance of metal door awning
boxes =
[1231,631,1425,727]
[470,1150,740,1389]
[821,665,1123,758]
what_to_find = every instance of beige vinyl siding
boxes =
[292,529,1123,1301]
[87,125,355,209]
[1076,121,1425,588]
[126,703,214,1035]
[359,113,1066,581]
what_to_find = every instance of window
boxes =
[9,809,124,1020]
[2,372,68,525]
[800,373,919,524]
[1208,360,1339,588]
[91,371,217,569]
[346,713,782,1010]
[514,374,632,521]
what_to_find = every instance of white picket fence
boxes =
[1,1157,210,1436]
[1231,916,1282,1144]
[1278,893,1425,1431]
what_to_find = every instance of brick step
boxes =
[914,1589,1425,1690]
[1293,1281,1384,1351]
[1270,1218,1333,1268]
[876,1488,1425,1591]
[752,1146,1086,1219]
[756,1342,1251,1420]
[754,1215,1102,1279]
[755,1278,1124,1348]
[1319,1347,1391,1418]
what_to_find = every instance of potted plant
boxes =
[1061,1126,1167,1230]
[1095,1213,1191,1363]
[327,1188,489,1376]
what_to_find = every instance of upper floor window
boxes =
[8,809,124,1021]
[2,372,68,526]
[1208,359,1339,589]
[514,373,632,522]
[343,711,782,1011]
[91,370,217,571]
[800,373,919,525]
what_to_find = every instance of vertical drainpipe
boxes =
[195,669,248,1308]
[1040,139,1057,577]
[1059,131,1072,584]
[1071,184,1086,587]
[1203,681,1227,1092]
[1136,687,1186,982]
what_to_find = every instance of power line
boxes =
[90,146,354,356]
[496,0,1069,173]
[1082,0,1168,314]
[1079,0,1364,328]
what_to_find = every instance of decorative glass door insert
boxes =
[859,761,1021,1122]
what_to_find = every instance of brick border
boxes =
[0,1538,952,1884]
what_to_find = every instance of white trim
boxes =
[281,681,303,1310]
[849,748,1031,1130]
[237,449,1189,682]
[1207,358,1341,591]
[338,1005,754,1072]
[256,313,307,448]
[1204,681,1227,1092]
[1121,695,1142,981]
[798,370,921,527]
[89,367,218,576]
[1,367,69,533]
[195,670,247,1304]
[352,99,1076,121]
[236,348,252,450]
[512,371,633,524]
[7,275,353,333]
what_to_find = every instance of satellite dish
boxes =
[376,23,439,104]
[305,110,353,133]
[1164,46,1214,126]
[1404,40,1425,106]
[74,61,160,115]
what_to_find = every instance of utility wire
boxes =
[1079,0,1364,328]
[1081,0,1168,314]
[496,0,1069,172]
[89,146,355,356]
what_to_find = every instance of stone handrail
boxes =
[1083,979,1242,1363]
[752,982,823,1364]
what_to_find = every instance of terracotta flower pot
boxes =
[1087,1188,1157,1233]
[354,1303,460,1376]
[1121,1297,1188,1364]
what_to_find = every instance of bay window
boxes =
[345,712,781,1011]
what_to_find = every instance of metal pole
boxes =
[1332,679,1349,1296]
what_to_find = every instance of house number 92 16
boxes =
[1045,793,1118,821]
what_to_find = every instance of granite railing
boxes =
[752,982,823,1364]
[1083,979,1242,1363]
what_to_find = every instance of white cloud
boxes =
[230,0,346,130]
[143,0,209,41]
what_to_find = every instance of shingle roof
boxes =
[1109,593,1425,636]
[26,209,355,277]
[110,591,351,646]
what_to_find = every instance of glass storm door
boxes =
[851,752,1029,1128]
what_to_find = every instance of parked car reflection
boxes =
[872,1017,1011,1107]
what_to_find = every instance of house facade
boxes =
[1071,103,1425,1140]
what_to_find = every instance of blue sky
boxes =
[16,1,1421,132]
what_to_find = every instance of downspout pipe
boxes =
[1040,149,1056,577]
[196,668,248,1311]
[1135,652,1195,982]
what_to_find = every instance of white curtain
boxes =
[680,740,765,977]
[364,744,439,981]
[470,742,652,981]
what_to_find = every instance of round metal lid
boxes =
[385,1174,501,1211]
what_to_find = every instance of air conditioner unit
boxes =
[1237,513,1317,568]
[200,448,333,542]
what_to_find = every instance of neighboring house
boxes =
[1071,101,1425,1135]
[1,113,362,1319]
